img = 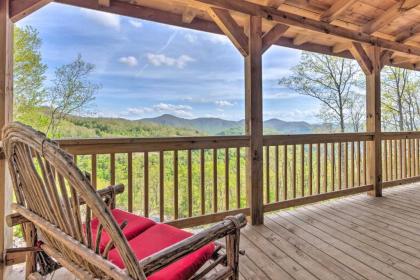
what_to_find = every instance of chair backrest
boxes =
[3,122,145,279]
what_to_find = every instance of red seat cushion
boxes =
[87,208,156,252]
[108,224,215,280]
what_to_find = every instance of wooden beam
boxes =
[391,55,413,65]
[9,0,51,22]
[320,0,357,23]
[292,34,311,46]
[261,23,289,54]
[190,0,420,57]
[349,42,373,75]
[98,0,110,7]
[0,0,13,279]
[380,50,394,69]
[332,42,351,54]
[182,6,197,24]
[245,16,264,225]
[395,23,420,43]
[207,7,248,56]
[365,45,382,197]
[264,0,285,9]
[362,0,420,34]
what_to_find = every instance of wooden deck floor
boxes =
[238,183,420,280]
[11,183,420,279]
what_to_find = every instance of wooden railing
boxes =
[56,132,420,228]
[58,136,250,228]
[382,132,420,188]
[262,133,375,212]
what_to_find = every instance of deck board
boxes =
[238,183,420,280]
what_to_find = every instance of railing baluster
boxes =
[174,150,179,219]
[266,146,270,203]
[159,151,164,222]
[317,143,321,194]
[236,147,241,208]
[331,143,335,191]
[357,141,361,186]
[309,144,313,195]
[128,152,133,213]
[110,153,115,186]
[275,145,279,201]
[225,148,229,211]
[364,141,367,185]
[144,152,149,218]
[351,141,354,188]
[283,145,288,200]
[301,144,305,197]
[387,140,391,181]
[91,154,97,190]
[200,149,205,215]
[213,148,218,213]
[416,139,419,177]
[393,140,397,180]
[384,140,388,182]
[323,143,327,193]
[344,142,348,189]
[188,149,192,217]
[293,144,297,198]
[338,142,342,190]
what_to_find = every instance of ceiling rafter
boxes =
[9,0,51,22]
[395,23,420,43]
[320,0,357,23]
[207,7,249,56]
[261,23,289,54]
[292,34,311,46]
[187,0,420,57]
[349,42,373,75]
[264,0,285,9]
[362,0,420,34]
[98,0,110,7]
[182,6,197,23]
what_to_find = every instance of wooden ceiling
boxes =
[9,0,420,70]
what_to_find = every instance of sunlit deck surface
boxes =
[11,183,420,280]
[238,183,420,280]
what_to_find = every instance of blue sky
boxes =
[18,3,321,122]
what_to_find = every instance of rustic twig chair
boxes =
[3,122,247,280]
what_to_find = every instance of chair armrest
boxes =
[6,184,125,227]
[139,214,247,276]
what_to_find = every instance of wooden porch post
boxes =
[0,0,13,278]
[245,16,264,225]
[366,46,382,197]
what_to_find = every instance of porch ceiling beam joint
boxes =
[207,7,249,56]
[9,0,51,23]
[349,42,373,75]
[261,23,289,54]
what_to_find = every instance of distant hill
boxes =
[141,114,325,135]
[141,114,242,135]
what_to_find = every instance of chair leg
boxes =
[23,223,37,278]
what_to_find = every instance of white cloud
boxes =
[153,103,192,111]
[129,19,143,28]
[118,56,138,67]
[146,53,195,69]
[185,33,198,43]
[215,100,234,107]
[81,9,121,30]
[205,33,230,45]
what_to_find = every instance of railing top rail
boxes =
[263,132,375,146]
[382,131,420,140]
[56,135,250,155]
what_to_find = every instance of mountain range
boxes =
[140,114,327,135]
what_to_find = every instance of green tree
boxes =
[47,54,99,136]
[13,26,49,131]
[279,52,362,132]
